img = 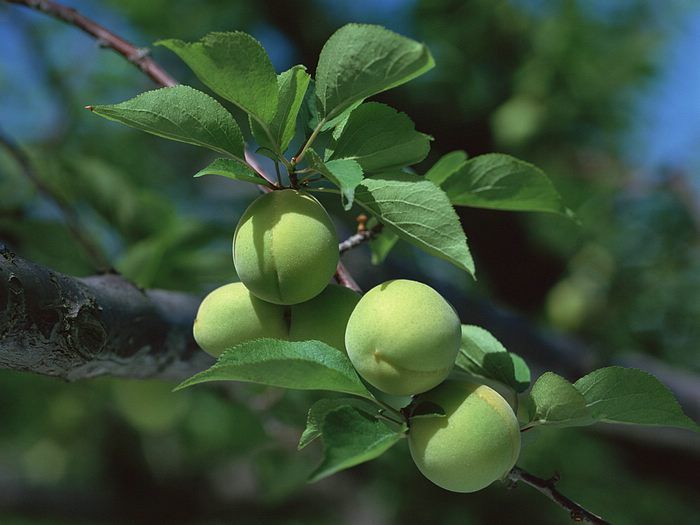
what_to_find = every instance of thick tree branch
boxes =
[0,245,212,381]
[5,0,177,87]
[506,467,610,524]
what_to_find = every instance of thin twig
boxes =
[339,224,383,254]
[506,467,611,524]
[0,129,111,271]
[6,0,177,87]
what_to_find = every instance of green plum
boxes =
[233,189,339,305]
[344,279,461,395]
[409,380,521,493]
[192,282,288,357]
[289,284,360,351]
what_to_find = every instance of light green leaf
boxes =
[442,153,568,215]
[315,24,434,122]
[90,85,245,159]
[455,325,530,393]
[175,339,373,399]
[354,173,474,275]
[574,367,699,432]
[309,405,404,483]
[157,32,278,124]
[528,372,594,427]
[299,398,378,450]
[328,102,431,172]
[307,150,364,210]
[425,150,468,186]
[252,65,311,154]
[193,158,264,186]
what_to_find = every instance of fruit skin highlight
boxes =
[193,282,288,357]
[233,189,339,305]
[408,380,521,493]
[344,279,461,395]
[290,284,360,352]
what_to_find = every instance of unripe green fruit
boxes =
[233,189,339,305]
[289,284,360,351]
[193,282,288,357]
[344,279,461,395]
[409,380,521,493]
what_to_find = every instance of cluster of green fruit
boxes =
[193,189,520,493]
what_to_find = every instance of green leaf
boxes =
[307,150,364,210]
[299,398,378,450]
[315,24,434,122]
[90,85,245,159]
[510,352,532,392]
[455,325,531,393]
[309,405,404,483]
[157,32,278,124]
[370,229,399,265]
[252,65,311,154]
[354,173,474,275]
[574,367,699,432]
[442,153,569,215]
[327,102,431,172]
[425,150,468,186]
[299,79,321,132]
[193,158,264,186]
[175,339,373,399]
[528,372,594,427]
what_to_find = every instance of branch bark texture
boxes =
[0,245,212,381]
[507,467,610,524]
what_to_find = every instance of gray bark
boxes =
[0,244,212,381]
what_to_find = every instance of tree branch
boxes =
[5,0,177,87]
[0,245,212,381]
[506,467,610,524]
[338,224,383,254]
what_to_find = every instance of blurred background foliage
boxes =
[1,0,700,523]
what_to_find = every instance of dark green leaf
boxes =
[574,367,699,431]
[175,339,373,399]
[193,158,265,186]
[455,325,530,392]
[442,153,569,215]
[157,32,278,124]
[370,229,399,265]
[315,24,434,121]
[252,65,311,154]
[90,85,245,159]
[425,150,468,186]
[307,150,364,210]
[327,102,431,172]
[309,405,404,482]
[354,173,474,275]
[299,398,378,450]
